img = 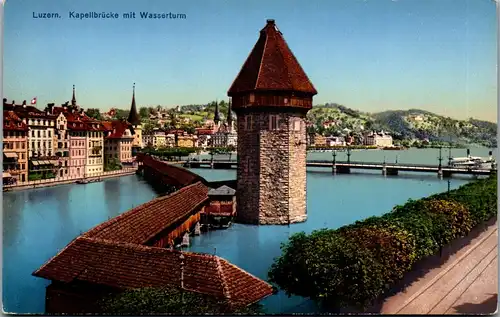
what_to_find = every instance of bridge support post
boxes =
[382,166,387,176]
[442,170,452,178]
[210,159,214,169]
[181,232,190,247]
[332,164,337,175]
[194,222,201,235]
[437,169,443,179]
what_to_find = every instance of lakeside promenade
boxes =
[3,167,138,192]
[378,218,498,315]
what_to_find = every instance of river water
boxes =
[2,147,495,314]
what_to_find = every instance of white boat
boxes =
[450,155,496,170]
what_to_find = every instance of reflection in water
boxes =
[104,179,122,220]
[3,193,25,248]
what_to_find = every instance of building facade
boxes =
[364,131,393,147]
[103,120,134,164]
[85,121,105,176]
[227,19,317,225]
[54,111,70,178]
[3,111,29,182]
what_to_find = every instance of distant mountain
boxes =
[307,104,497,147]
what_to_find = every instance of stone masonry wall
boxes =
[236,110,308,225]
[258,112,291,224]
[288,115,308,223]
[236,114,260,224]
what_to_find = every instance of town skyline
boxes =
[4,0,497,121]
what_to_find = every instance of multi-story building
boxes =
[47,104,71,178]
[3,111,29,182]
[127,84,143,150]
[195,129,214,148]
[67,116,88,178]
[142,129,167,149]
[177,133,197,148]
[364,131,393,147]
[85,120,105,176]
[3,99,57,158]
[103,120,134,164]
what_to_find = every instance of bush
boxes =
[99,287,264,315]
[268,176,497,310]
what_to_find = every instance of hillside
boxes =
[307,104,497,147]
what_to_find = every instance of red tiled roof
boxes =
[166,129,185,135]
[83,182,209,245]
[103,120,134,139]
[3,111,28,131]
[228,19,317,96]
[33,237,273,308]
[140,154,207,187]
[196,128,215,135]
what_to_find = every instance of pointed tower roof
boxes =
[226,99,234,123]
[228,19,317,96]
[127,83,141,126]
[71,85,77,107]
[214,100,220,123]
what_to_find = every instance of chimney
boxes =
[2,98,6,106]
[22,100,26,106]
[12,100,15,106]
[267,19,275,25]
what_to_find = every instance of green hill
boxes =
[307,104,497,147]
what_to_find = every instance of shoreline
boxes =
[3,168,138,192]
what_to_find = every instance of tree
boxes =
[114,109,130,121]
[139,107,149,119]
[99,287,263,315]
[86,108,102,120]
[143,122,160,135]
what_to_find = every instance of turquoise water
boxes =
[2,148,486,314]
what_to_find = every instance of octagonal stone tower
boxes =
[228,19,317,225]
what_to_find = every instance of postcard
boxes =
[2,0,498,315]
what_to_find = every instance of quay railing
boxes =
[3,167,138,188]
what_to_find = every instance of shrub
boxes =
[99,287,263,315]
[268,176,497,310]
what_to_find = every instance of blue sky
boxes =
[3,0,497,121]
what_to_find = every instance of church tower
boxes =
[214,100,221,130]
[227,99,235,133]
[127,83,143,149]
[71,85,77,108]
[228,19,317,225]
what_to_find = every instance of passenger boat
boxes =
[449,155,496,169]
[76,179,89,184]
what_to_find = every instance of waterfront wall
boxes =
[3,167,137,192]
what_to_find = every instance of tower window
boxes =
[245,115,252,130]
[270,115,278,131]
[294,119,301,131]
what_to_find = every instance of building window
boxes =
[48,131,51,137]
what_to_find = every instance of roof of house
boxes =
[196,128,215,135]
[103,120,135,139]
[3,111,29,131]
[139,155,207,187]
[228,19,317,96]
[32,237,273,308]
[208,185,236,196]
[82,182,209,244]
